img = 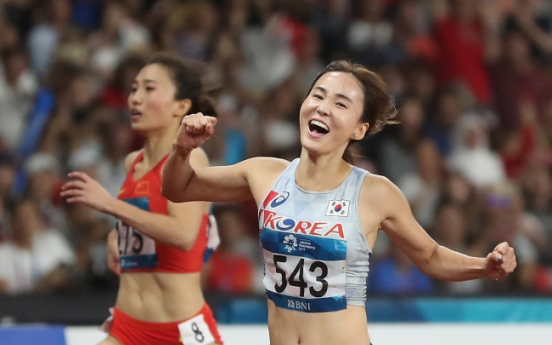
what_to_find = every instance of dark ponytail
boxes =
[146,52,217,118]
[189,93,218,118]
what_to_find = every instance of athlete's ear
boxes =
[175,99,192,117]
[353,123,369,141]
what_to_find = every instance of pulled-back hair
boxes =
[307,60,398,163]
[146,52,217,117]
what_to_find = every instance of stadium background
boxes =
[0,0,552,344]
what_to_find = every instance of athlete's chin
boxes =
[301,140,328,158]
[130,122,149,135]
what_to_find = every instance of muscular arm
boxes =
[162,112,288,204]
[107,149,210,251]
[162,147,254,203]
[62,149,211,252]
[365,176,513,281]
[107,196,206,252]
[162,147,287,204]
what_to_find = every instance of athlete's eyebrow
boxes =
[132,79,158,85]
[313,86,353,104]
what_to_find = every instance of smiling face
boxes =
[128,63,188,134]
[299,72,369,157]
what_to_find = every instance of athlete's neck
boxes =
[295,149,352,192]
[142,126,179,168]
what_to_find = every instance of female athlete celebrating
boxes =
[61,53,223,345]
[160,60,516,345]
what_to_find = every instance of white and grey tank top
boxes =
[258,158,372,313]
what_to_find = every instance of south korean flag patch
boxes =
[326,200,350,217]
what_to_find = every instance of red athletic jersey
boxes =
[117,152,208,273]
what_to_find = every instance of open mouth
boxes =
[308,119,330,136]
[130,109,142,117]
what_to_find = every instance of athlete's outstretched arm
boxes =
[366,176,517,281]
[162,112,257,203]
[60,151,208,252]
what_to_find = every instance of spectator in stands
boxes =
[432,201,485,294]
[448,114,507,189]
[26,0,72,79]
[258,77,302,158]
[392,0,439,64]
[0,46,38,151]
[424,85,465,157]
[379,93,425,183]
[511,0,552,58]
[24,153,65,230]
[432,0,501,105]
[522,164,552,265]
[488,26,550,132]
[204,204,256,294]
[88,2,150,82]
[346,0,397,67]
[398,139,443,229]
[0,152,15,239]
[482,182,538,291]
[369,245,435,295]
[0,198,75,294]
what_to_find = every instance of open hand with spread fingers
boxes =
[174,112,217,154]
[60,172,115,214]
[484,242,517,280]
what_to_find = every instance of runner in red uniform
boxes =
[61,52,223,345]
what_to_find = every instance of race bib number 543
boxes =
[263,250,346,312]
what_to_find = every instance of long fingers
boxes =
[60,180,86,193]
[66,171,91,182]
[60,187,85,201]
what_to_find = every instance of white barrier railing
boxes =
[65,324,552,345]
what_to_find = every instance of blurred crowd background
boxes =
[1,0,552,299]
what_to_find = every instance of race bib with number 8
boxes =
[177,314,215,345]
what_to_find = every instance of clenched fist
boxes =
[484,242,517,280]
[174,112,217,153]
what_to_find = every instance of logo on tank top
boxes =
[135,181,149,195]
[260,210,345,239]
[325,200,350,217]
[283,234,298,252]
[270,191,290,208]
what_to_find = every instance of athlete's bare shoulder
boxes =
[124,150,143,173]
[243,156,290,176]
[239,157,290,202]
[362,172,392,188]
[360,172,407,218]
[361,173,401,203]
